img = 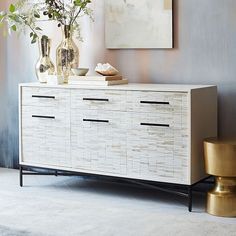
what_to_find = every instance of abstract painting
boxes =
[105,0,173,49]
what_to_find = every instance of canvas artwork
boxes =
[105,0,173,49]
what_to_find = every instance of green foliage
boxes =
[0,1,43,44]
[0,0,93,43]
[34,11,40,18]
[9,4,15,13]
[35,27,42,31]
[11,25,17,31]
[0,15,3,21]
[43,0,93,28]
[74,0,91,7]
[30,33,38,44]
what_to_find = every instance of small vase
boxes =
[56,25,79,83]
[35,35,55,83]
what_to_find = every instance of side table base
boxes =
[207,177,236,217]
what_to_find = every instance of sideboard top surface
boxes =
[19,82,216,92]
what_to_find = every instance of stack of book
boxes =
[68,75,128,86]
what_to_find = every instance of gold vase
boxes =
[35,35,55,83]
[56,25,79,83]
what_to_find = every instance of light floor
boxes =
[0,168,235,236]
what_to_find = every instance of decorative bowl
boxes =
[71,68,89,76]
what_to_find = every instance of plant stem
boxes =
[18,15,39,36]
[71,7,82,25]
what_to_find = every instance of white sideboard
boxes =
[19,83,217,186]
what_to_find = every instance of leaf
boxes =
[31,38,37,44]
[34,12,40,18]
[11,25,17,31]
[9,4,16,13]
[30,32,34,37]
[31,33,38,44]
[8,15,17,21]
[35,27,42,31]
[74,0,82,7]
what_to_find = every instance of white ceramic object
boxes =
[95,63,119,76]
[71,68,89,76]
[47,75,64,85]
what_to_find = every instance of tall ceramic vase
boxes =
[35,35,55,83]
[56,25,79,83]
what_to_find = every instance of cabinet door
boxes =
[21,106,70,167]
[126,94,189,184]
[71,109,127,175]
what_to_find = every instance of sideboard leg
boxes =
[19,165,23,187]
[188,186,192,212]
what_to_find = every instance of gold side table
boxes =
[204,138,236,217]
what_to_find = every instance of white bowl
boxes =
[71,68,89,76]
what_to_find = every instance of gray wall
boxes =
[1,0,236,168]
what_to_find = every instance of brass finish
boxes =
[204,138,236,177]
[207,177,236,217]
[204,138,236,217]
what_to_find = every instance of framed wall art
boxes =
[105,0,173,49]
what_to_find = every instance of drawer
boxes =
[126,91,188,114]
[126,112,189,150]
[126,111,188,129]
[21,87,70,108]
[71,89,127,111]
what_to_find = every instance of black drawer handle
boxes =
[140,123,169,127]
[32,115,55,119]
[140,101,169,105]
[32,95,55,99]
[83,98,109,102]
[83,119,109,123]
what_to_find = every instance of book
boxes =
[68,75,123,81]
[68,79,128,86]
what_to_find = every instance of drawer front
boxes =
[127,91,188,114]
[21,106,70,167]
[125,109,188,129]
[21,87,70,108]
[71,89,127,111]
[71,109,127,174]
[126,112,189,184]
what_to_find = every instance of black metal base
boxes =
[19,164,213,212]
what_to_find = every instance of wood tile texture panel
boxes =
[71,110,127,174]
[21,88,71,167]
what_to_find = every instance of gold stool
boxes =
[204,138,236,217]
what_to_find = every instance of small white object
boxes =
[95,63,119,76]
[47,75,64,85]
[71,68,89,76]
